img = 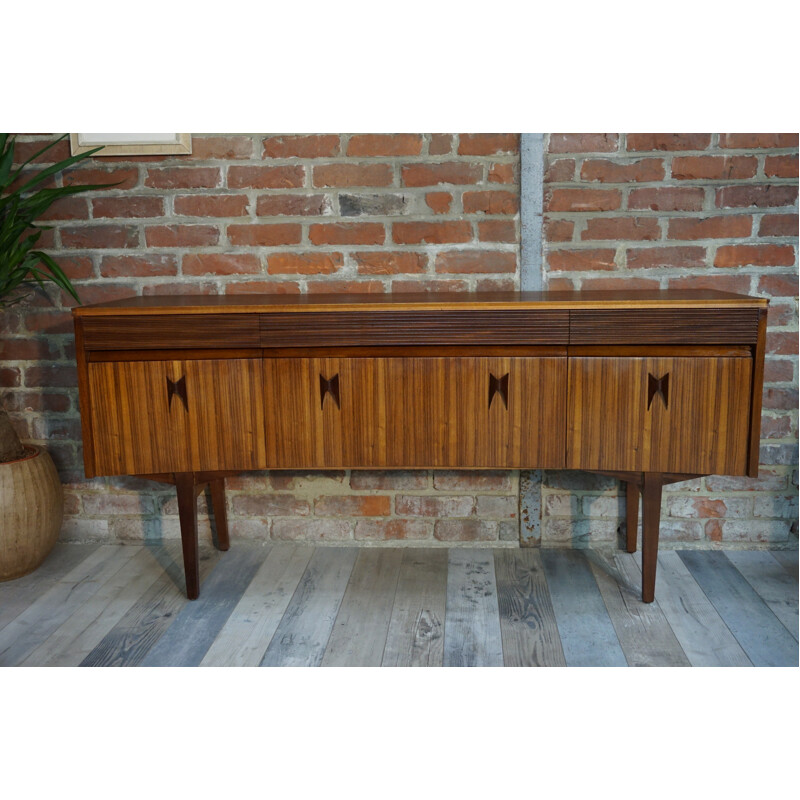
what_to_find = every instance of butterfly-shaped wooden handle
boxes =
[320,373,341,410]
[166,375,188,411]
[488,372,509,410]
[647,372,669,410]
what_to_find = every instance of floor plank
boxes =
[540,550,627,667]
[21,547,161,666]
[200,545,313,667]
[80,546,219,667]
[443,549,504,667]
[322,549,403,667]
[770,550,799,580]
[0,545,137,667]
[679,550,798,667]
[494,549,566,667]
[382,549,448,667]
[0,544,100,632]
[589,552,690,667]
[140,546,267,667]
[724,551,798,641]
[260,547,358,667]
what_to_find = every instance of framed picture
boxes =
[70,133,192,156]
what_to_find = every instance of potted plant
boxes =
[1,133,108,579]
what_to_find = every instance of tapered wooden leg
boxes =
[175,472,200,600]
[209,478,230,551]
[640,473,664,604]
[625,481,640,553]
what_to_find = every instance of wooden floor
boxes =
[1,543,797,667]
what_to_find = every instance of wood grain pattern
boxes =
[494,549,566,667]
[264,356,566,469]
[567,356,752,474]
[747,308,768,477]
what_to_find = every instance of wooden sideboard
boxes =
[72,289,768,603]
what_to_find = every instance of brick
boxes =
[628,246,706,269]
[267,471,345,490]
[21,310,72,335]
[547,249,616,271]
[142,282,218,296]
[182,253,261,275]
[476,278,517,292]
[666,496,752,519]
[714,244,795,268]
[759,214,798,237]
[61,225,138,249]
[391,279,469,293]
[433,471,512,491]
[434,519,496,542]
[544,159,575,182]
[716,185,798,208]
[227,223,301,246]
[543,218,574,242]
[401,162,482,187]
[174,195,249,217]
[581,158,665,183]
[478,219,516,242]
[225,281,302,295]
[719,133,799,149]
[764,358,794,383]
[93,196,164,218]
[425,192,452,214]
[627,133,711,151]
[25,365,77,387]
[12,138,72,164]
[754,494,799,519]
[476,495,517,518]
[267,252,343,275]
[545,188,622,212]
[315,495,390,516]
[306,280,385,294]
[396,495,474,516]
[546,277,577,290]
[489,163,516,184]
[582,495,622,518]
[765,155,799,178]
[458,133,519,155]
[628,186,705,212]
[339,194,409,216]
[350,471,428,490]
[38,197,89,220]
[549,134,618,153]
[100,254,178,278]
[354,252,427,275]
[582,217,661,241]
[766,332,799,356]
[83,494,152,516]
[355,519,430,541]
[392,221,471,244]
[763,387,799,409]
[767,303,796,326]
[761,414,795,439]
[65,284,138,307]
[0,367,21,387]
[429,134,453,155]
[582,276,660,291]
[0,338,59,360]
[145,225,219,247]
[347,134,422,156]
[760,443,799,466]
[58,256,95,280]
[144,167,220,189]
[63,167,138,189]
[271,519,352,542]
[262,135,340,159]
[671,156,757,180]
[544,494,580,516]
[758,273,799,297]
[232,495,310,516]
[228,165,305,189]
[705,470,787,492]
[313,163,393,188]
[309,222,385,245]
[189,135,253,160]
[668,216,752,240]
[256,194,328,217]
[435,250,516,274]
[463,190,519,214]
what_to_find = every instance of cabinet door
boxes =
[263,356,566,469]
[88,358,265,475]
[567,356,753,475]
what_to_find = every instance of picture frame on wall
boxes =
[69,133,192,156]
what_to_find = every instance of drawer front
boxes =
[263,356,567,469]
[567,356,753,474]
[88,359,265,475]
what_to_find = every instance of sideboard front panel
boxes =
[263,356,566,469]
[567,356,753,474]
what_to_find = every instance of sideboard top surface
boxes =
[72,289,767,317]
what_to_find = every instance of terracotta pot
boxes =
[0,445,64,581]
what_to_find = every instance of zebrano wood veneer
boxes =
[72,289,768,602]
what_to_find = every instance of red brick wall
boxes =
[541,133,798,546]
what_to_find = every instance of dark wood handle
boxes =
[319,373,340,410]
[488,372,509,410]
[647,372,669,410]
[167,375,188,412]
